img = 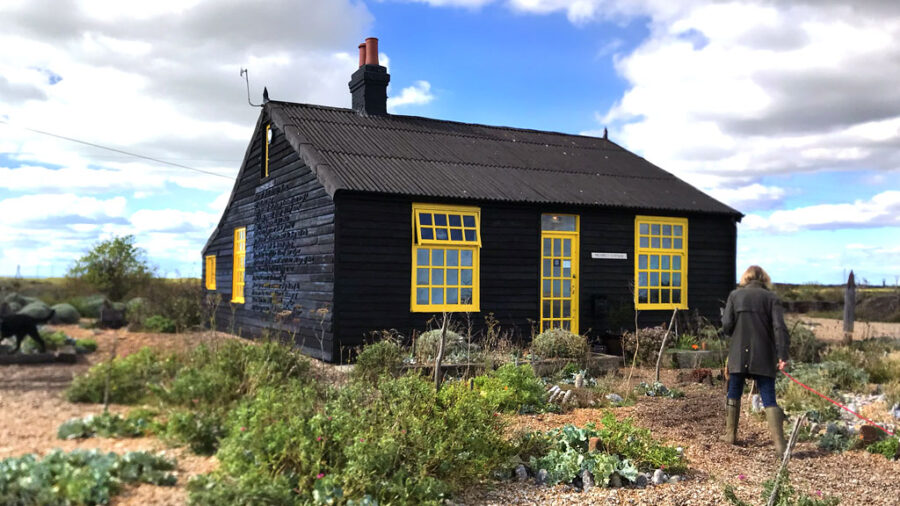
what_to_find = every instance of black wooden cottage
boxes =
[202,38,742,361]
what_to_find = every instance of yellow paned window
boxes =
[205,255,216,290]
[263,124,272,178]
[634,216,687,310]
[232,227,246,303]
[411,204,480,312]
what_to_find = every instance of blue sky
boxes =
[1,0,898,284]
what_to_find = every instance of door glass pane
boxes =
[553,239,561,256]
[446,288,458,304]
[553,280,561,296]
[461,269,473,285]
[416,268,429,284]
[543,300,551,318]
[431,288,444,304]
[543,238,551,254]
[446,269,458,285]
[541,215,577,231]
[563,239,571,257]
[562,279,571,295]
[562,265,570,277]
[417,288,429,304]
[433,249,444,266]
[461,288,473,303]
[461,250,473,266]
[542,280,551,297]
[553,263,561,277]
[562,300,571,318]
[553,300,561,318]
[562,320,570,330]
[543,259,551,276]
[434,214,447,226]
[446,250,458,266]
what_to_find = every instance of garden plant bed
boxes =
[666,349,728,369]
[2,321,899,505]
[399,353,622,378]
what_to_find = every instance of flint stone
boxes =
[562,390,573,404]
[634,473,649,488]
[668,475,683,484]
[652,469,668,485]
[515,465,529,482]
[581,470,594,492]
[575,373,585,388]
[609,474,623,488]
[535,469,549,486]
[606,393,624,403]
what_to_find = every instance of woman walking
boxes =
[720,265,790,457]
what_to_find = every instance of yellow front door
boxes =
[540,215,579,333]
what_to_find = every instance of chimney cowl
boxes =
[349,38,390,116]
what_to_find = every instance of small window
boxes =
[635,216,687,310]
[262,124,272,178]
[205,255,216,290]
[232,227,246,303]
[411,204,480,312]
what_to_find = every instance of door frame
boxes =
[539,214,579,334]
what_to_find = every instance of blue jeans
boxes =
[727,373,777,407]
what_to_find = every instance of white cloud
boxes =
[707,183,785,212]
[129,208,218,234]
[388,80,435,111]
[0,194,127,225]
[741,191,900,233]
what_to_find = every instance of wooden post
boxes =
[766,413,806,506]
[434,312,448,392]
[843,271,855,345]
[654,308,678,383]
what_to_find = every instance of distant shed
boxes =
[202,38,743,360]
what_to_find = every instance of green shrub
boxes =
[818,423,856,453]
[57,409,155,439]
[673,334,698,350]
[75,338,98,353]
[864,352,900,384]
[0,449,175,505]
[66,347,181,404]
[129,279,204,333]
[885,380,900,408]
[352,340,403,383]
[414,329,466,363]
[623,326,673,365]
[50,303,81,324]
[212,375,508,505]
[187,473,296,506]
[591,411,686,472]
[144,314,176,333]
[162,409,226,455]
[634,381,684,399]
[68,294,106,319]
[866,437,898,460]
[725,467,838,506]
[789,324,825,363]
[472,364,546,413]
[531,328,589,362]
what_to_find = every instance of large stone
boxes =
[50,303,81,324]
[606,393,624,403]
[535,469,549,486]
[633,473,649,488]
[574,372,585,388]
[17,301,52,319]
[859,425,885,445]
[609,474,623,488]
[651,468,668,485]
[515,465,529,482]
[580,470,594,492]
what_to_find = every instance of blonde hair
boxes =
[740,265,772,289]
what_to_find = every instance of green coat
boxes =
[722,281,790,378]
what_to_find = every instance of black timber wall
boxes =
[333,192,737,350]
[202,116,336,359]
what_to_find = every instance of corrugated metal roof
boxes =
[268,102,742,216]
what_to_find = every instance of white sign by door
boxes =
[591,252,627,260]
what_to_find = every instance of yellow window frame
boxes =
[263,124,272,178]
[634,216,688,310]
[232,227,246,303]
[205,255,216,290]
[411,203,481,312]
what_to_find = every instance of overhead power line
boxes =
[0,119,233,179]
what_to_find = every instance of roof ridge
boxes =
[271,100,623,146]
[318,149,676,180]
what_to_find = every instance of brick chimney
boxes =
[348,37,390,116]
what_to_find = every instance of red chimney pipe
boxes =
[365,37,379,66]
[358,43,366,67]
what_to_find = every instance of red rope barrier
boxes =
[780,369,896,437]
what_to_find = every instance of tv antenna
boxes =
[240,68,266,108]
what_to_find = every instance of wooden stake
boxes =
[654,308,678,383]
[766,413,806,506]
[843,271,855,345]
